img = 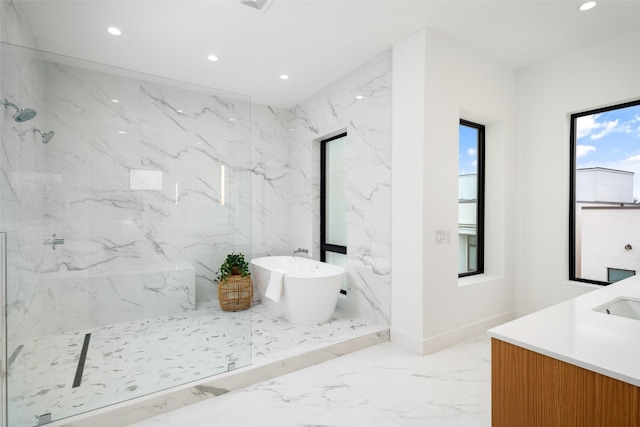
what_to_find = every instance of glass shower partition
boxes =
[1,43,252,427]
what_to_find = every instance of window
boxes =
[458,119,485,277]
[467,235,477,272]
[607,268,636,284]
[570,100,640,285]
[320,132,347,294]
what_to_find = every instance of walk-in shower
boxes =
[3,98,37,122]
[32,127,54,144]
[1,41,252,427]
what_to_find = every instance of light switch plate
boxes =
[436,230,451,244]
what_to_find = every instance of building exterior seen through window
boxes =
[320,132,348,294]
[459,120,485,277]
[570,100,640,285]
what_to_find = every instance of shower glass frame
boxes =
[1,42,252,426]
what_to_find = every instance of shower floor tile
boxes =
[7,301,383,427]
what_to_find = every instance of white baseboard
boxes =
[389,326,424,355]
[391,311,515,355]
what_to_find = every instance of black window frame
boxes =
[320,133,348,293]
[459,119,485,278]
[569,99,640,285]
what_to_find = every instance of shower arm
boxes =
[3,99,20,111]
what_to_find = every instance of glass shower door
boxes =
[2,41,252,426]
[1,40,60,427]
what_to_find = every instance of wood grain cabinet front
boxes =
[491,338,640,427]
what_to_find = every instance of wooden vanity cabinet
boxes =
[491,338,640,427]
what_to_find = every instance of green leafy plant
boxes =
[216,252,250,282]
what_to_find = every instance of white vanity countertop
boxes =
[488,276,640,387]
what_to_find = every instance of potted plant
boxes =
[216,252,252,312]
[216,252,250,282]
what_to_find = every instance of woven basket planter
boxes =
[218,275,253,312]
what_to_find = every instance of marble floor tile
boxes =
[8,301,383,427]
[125,334,491,427]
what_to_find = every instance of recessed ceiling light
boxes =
[280,74,289,80]
[356,95,363,100]
[579,1,596,11]
[107,27,122,36]
[111,99,119,103]
[207,54,219,62]
[118,131,127,134]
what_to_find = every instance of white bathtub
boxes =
[251,256,345,325]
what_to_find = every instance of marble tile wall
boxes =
[1,2,49,376]
[1,2,392,424]
[2,51,252,343]
[1,1,45,421]
[249,105,295,259]
[17,262,196,340]
[251,51,392,324]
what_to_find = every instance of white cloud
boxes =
[576,115,600,139]
[625,154,640,163]
[466,147,477,157]
[590,119,619,140]
[576,114,623,140]
[576,145,596,158]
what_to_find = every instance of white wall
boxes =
[392,28,516,354]
[459,174,477,200]
[582,208,640,282]
[576,168,634,203]
[514,28,640,315]
[390,31,427,351]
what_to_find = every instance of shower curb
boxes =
[53,327,390,427]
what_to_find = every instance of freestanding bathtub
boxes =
[251,256,345,325]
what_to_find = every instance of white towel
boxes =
[265,269,285,302]
[264,270,284,302]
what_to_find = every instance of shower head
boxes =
[3,98,37,122]
[33,127,55,144]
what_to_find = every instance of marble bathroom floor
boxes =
[124,334,492,427]
[8,301,385,427]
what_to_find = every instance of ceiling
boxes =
[12,0,640,109]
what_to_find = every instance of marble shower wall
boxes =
[252,50,392,324]
[2,50,252,342]
[250,105,295,258]
[41,62,251,284]
[1,7,50,346]
[1,0,45,416]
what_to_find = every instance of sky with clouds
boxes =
[459,124,478,176]
[459,104,640,198]
[576,103,640,200]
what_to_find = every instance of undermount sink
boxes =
[593,297,640,321]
